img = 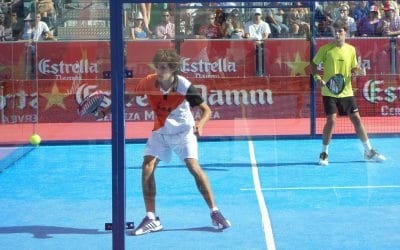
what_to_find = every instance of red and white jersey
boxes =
[135,74,204,134]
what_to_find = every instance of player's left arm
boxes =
[195,102,211,136]
[351,49,366,76]
[186,84,211,136]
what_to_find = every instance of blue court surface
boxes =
[1,137,399,250]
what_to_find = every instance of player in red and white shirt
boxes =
[99,49,230,235]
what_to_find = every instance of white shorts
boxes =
[144,129,198,162]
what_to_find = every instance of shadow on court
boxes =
[0,225,108,239]
[162,226,221,233]
[127,161,366,170]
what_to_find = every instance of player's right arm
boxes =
[310,61,325,87]
[311,45,328,87]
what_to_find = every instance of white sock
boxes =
[146,211,156,220]
[362,140,372,151]
[211,207,219,212]
[322,144,329,154]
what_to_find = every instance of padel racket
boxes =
[325,74,345,95]
[78,90,105,116]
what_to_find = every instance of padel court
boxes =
[1,136,399,249]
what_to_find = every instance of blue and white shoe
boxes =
[364,149,386,162]
[131,216,163,236]
[211,210,231,230]
[319,152,328,166]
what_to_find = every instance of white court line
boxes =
[248,140,276,250]
[240,185,400,191]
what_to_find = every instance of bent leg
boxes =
[185,158,216,209]
[349,112,368,142]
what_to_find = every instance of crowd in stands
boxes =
[2,1,400,42]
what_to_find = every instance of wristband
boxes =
[313,74,322,81]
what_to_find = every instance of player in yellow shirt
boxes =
[311,20,385,166]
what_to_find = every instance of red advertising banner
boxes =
[0,43,28,80]
[0,39,399,126]
[180,40,256,78]
[265,39,311,76]
[36,41,111,80]
[125,41,174,78]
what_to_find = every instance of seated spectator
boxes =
[316,12,334,37]
[11,12,23,41]
[222,9,244,39]
[357,5,380,36]
[0,20,5,41]
[153,10,175,39]
[197,12,223,39]
[376,1,400,36]
[0,16,12,41]
[21,13,53,41]
[131,12,150,39]
[32,13,53,41]
[351,1,369,23]
[244,8,271,41]
[20,13,35,40]
[287,5,310,37]
[335,3,357,37]
[265,8,289,37]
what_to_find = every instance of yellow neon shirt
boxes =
[313,42,358,97]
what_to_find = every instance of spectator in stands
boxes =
[131,11,150,39]
[335,3,357,37]
[286,5,310,37]
[351,1,370,23]
[244,8,271,41]
[222,9,244,39]
[316,12,334,37]
[376,1,400,36]
[357,5,380,36]
[0,15,12,41]
[198,12,223,39]
[32,13,52,41]
[153,10,175,39]
[140,3,152,32]
[11,12,23,41]
[265,8,289,37]
[20,13,34,40]
[0,19,5,41]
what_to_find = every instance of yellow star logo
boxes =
[285,53,309,76]
[41,83,69,110]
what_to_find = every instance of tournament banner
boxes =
[0,42,29,80]
[0,76,309,123]
[36,41,111,80]
[265,39,310,77]
[125,40,174,78]
[179,40,256,78]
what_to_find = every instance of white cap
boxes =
[253,8,262,15]
[134,11,143,20]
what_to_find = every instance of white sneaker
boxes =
[319,152,328,166]
[364,149,386,162]
[131,216,163,236]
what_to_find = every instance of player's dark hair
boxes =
[152,49,181,73]
[332,19,348,32]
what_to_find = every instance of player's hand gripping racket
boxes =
[324,74,345,95]
[78,90,105,116]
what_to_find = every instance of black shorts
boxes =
[322,96,359,116]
